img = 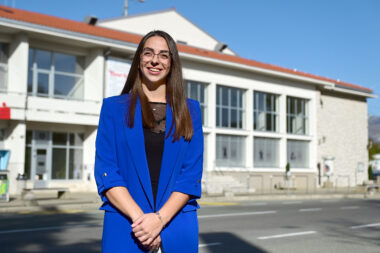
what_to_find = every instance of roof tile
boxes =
[0,5,372,93]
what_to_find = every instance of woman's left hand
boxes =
[132,213,163,246]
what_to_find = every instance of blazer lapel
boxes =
[123,99,154,209]
[156,103,184,209]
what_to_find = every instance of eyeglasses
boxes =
[141,48,170,62]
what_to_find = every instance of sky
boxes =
[2,0,379,116]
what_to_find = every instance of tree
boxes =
[368,139,380,160]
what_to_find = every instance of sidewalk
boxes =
[0,189,379,214]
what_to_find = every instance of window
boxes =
[0,43,9,91]
[184,80,207,125]
[28,48,84,99]
[254,137,279,168]
[52,132,84,179]
[287,140,309,168]
[254,91,278,132]
[24,131,84,180]
[216,85,244,128]
[287,96,308,135]
[216,134,245,167]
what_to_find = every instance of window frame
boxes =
[28,48,84,100]
[0,43,9,92]
[215,134,246,167]
[253,137,280,168]
[287,139,310,168]
[216,85,245,129]
[253,91,279,132]
[286,96,309,135]
[184,80,207,126]
[24,130,84,181]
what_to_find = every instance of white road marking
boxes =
[282,201,302,205]
[258,231,317,240]
[350,223,380,229]
[198,210,276,219]
[199,242,223,248]
[0,223,101,234]
[299,208,322,212]
[340,206,360,210]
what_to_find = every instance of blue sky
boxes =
[2,0,379,115]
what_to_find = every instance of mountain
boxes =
[369,115,380,144]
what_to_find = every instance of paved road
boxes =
[1,198,379,253]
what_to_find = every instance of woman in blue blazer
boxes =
[95,30,204,253]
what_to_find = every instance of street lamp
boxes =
[124,0,145,16]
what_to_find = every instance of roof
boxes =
[0,5,372,94]
[99,8,238,56]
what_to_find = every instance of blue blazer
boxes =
[94,94,203,253]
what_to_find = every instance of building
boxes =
[0,6,374,196]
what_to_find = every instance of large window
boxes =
[28,48,84,99]
[254,137,279,168]
[0,43,9,91]
[254,91,278,132]
[184,80,207,125]
[287,96,308,135]
[287,140,309,168]
[216,135,245,167]
[52,132,84,180]
[216,85,244,128]
[24,131,84,180]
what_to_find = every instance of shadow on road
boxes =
[1,211,102,253]
[200,232,268,253]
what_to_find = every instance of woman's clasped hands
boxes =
[132,213,164,251]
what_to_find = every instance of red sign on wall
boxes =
[0,103,10,119]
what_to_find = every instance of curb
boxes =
[1,193,379,214]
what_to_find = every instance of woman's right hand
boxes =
[132,213,163,246]
[149,235,161,252]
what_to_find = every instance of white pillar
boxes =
[4,121,26,194]
[246,88,253,168]
[8,33,28,94]
[84,49,104,101]
[207,82,216,172]
[279,94,287,171]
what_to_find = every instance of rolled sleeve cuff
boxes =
[173,179,202,199]
[97,167,128,202]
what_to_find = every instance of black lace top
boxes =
[143,102,166,206]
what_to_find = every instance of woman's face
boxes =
[139,36,171,86]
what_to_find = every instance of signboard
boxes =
[105,57,131,98]
[323,157,334,177]
[0,174,9,202]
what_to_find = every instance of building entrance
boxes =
[33,148,49,188]
[25,130,84,184]
[32,131,50,188]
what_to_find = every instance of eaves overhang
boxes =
[179,51,335,89]
[0,16,138,51]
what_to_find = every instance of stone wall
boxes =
[317,90,368,187]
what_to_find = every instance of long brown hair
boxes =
[121,30,193,141]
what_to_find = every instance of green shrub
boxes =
[368,165,373,180]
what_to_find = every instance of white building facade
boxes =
[0,6,374,195]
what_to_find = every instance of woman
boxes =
[95,30,204,253]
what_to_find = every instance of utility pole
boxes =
[124,0,145,17]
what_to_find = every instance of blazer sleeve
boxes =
[94,98,128,202]
[172,100,204,199]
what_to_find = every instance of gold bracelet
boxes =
[155,211,164,228]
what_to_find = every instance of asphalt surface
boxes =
[1,198,379,253]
